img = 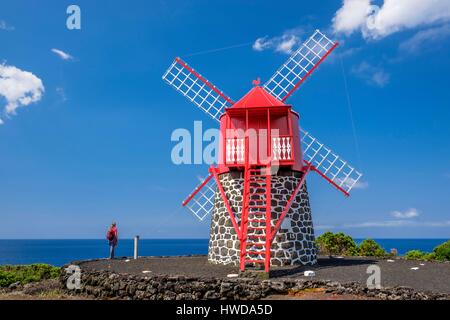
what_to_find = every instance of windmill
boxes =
[162,30,362,272]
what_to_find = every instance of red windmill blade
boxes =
[300,129,362,195]
[162,57,234,122]
[263,29,338,102]
[181,174,216,221]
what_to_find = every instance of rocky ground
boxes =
[0,279,373,300]
[78,255,450,294]
[2,255,449,300]
[266,288,379,300]
[0,279,91,300]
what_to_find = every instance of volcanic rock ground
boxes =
[78,255,450,294]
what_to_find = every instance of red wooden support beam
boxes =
[270,164,312,243]
[210,165,242,240]
[305,161,350,197]
[264,164,272,273]
[175,57,235,105]
[281,42,339,102]
[182,173,214,206]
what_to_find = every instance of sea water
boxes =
[0,238,447,266]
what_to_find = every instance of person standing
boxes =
[106,222,118,259]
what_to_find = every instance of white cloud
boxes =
[51,48,74,61]
[332,0,371,36]
[56,87,67,102]
[0,63,44,123]
[341,178,369,190]
[352,61,390,87]
[322,207,449,228]
[335,177,369,190]
[314,225,337,230]
[353,180,369,190]
[275,35,299,54]
[0,20,14,31]
[399,24,450,54]
[423,220,450,227]
[344,220,413,228]
[371,70,390,87]
[333,0,450,40]
[390,208,420,219]
[338,47,363,59]
[343,219,450,228]
[253,37,272,51]
[252,28,305,55]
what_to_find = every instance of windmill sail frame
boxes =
[263,30,338,102]
[164,29,363,222]
[162,57,234,122]
[300,129,362,195]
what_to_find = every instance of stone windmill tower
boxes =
[162,30,362,272]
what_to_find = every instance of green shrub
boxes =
[316,232,358,256]
[0,272,18,288]
[405,250,426,260]
[0,264,60,287]
[423,252,436,261]
[433,240,450,261]
[358,239,386,257]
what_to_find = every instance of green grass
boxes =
[0,264,60,287]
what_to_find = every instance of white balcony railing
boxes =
[226,138,245,163]
[272,136,292,161]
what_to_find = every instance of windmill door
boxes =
[247,115,269,165]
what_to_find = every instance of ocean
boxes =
[0,239,447,266]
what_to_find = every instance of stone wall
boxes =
[60,270,450,300]
[208,169,316,267]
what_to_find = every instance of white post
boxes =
[134,235,139,259]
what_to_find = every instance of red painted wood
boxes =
[265,164,271,273]
[231,86,287,109]
[175,57,235,105]
[218,86,303,171]
[307,161,350,197]
[181,173,213,206]
[240,163,272,272]
[270,164,312,243]
[210,166,242,240]
[280,42,339,102]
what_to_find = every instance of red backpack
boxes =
[106,229,115,241]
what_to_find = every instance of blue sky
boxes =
[0,0,449,239]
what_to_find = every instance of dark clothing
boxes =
[109,244,116,259]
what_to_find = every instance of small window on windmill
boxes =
[280,217,295,240]
[280,217,292,231]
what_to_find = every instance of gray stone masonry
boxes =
[208,169,316,267]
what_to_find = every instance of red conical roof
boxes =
[231,86,288,109]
